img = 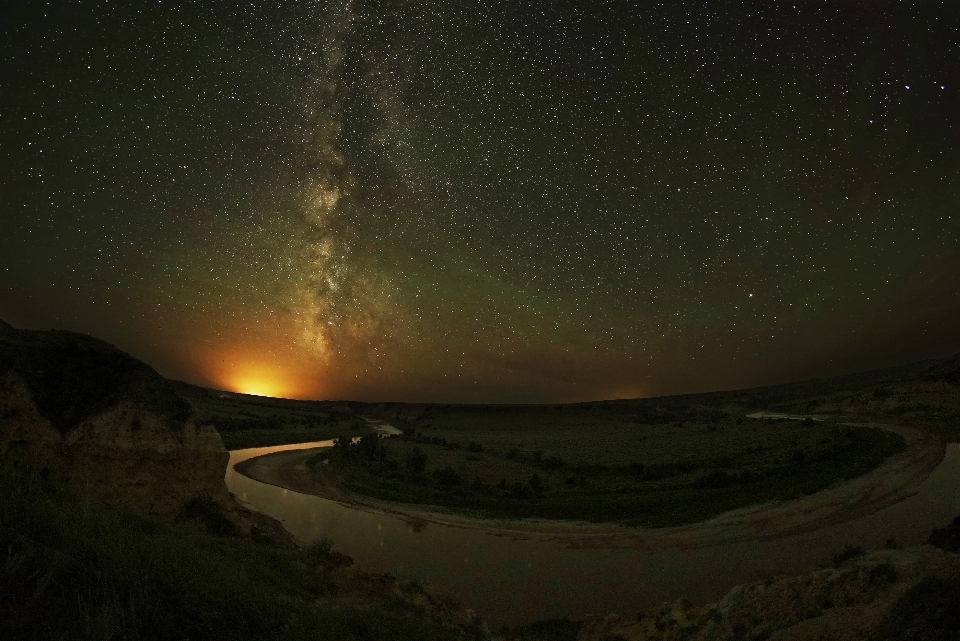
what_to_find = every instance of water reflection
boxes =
[226,442,960,626]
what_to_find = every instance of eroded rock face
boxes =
[1,371,231,517]
[0,322,234,518]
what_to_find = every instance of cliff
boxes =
[0,321,230,518]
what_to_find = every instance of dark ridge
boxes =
[324,352,960,419]
[7,318,959,424]
[0,321,190,433]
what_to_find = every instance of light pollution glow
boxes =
[223,363,293,398]
[204,349,315,400]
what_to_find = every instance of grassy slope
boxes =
[0,455,467,641]
[0,322,191,432]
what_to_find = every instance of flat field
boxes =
[178,385,372,450]
[185,354,960,526]
[311,405,905,527]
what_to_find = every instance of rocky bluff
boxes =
[0,320,231,518]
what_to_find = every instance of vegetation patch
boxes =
[0,453,473,641]
[928,513,960,553]
[308,407,904,527]
[500,618,582,641]
[871,576,960,640]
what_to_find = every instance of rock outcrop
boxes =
[577,545,960,641]
[0,321,230,518]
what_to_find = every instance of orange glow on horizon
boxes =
[194,325,328,400]
[225,363,292,398]
[205,356,311,399]
[601,384,649,401]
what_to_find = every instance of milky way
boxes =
[1,1,958,402]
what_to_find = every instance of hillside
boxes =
[0,320,486,640]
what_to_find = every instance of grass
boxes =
[0,452,469,641]
[308,407,905,527]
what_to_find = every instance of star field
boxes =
[1,1,958,402]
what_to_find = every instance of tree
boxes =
[356,435,382,461]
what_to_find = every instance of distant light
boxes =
[235,382,282,398]
[223,362,294,399]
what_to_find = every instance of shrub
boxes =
[694,470,739,489]
[832,545,865,568]
[405,447,428,477]
[432,466,462,486]
[302,536,335,565]
[506,618,581,641]
[872,577,960,639]
[928,513,960,553]
[868,562,899,585]
[356,435,383,461]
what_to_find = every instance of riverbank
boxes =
[0,451,486,641]
[233,422,945,550]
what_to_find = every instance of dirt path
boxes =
[233,423,946,550]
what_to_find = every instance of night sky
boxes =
[1,1,958,403]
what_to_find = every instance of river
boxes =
[225,441,960,627]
